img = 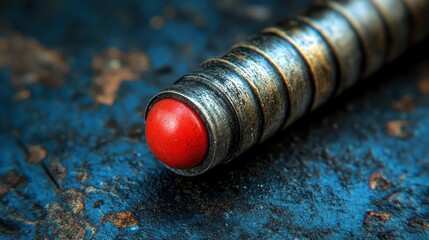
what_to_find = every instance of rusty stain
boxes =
[62,189,86,214]
[49,159,67,185]
[364,211,391,226]
[76,172,90,183]
[385,120,409,139]
[84,186,97,193]
[92,47,150,105]
[0,35,68,90]
[369,172,390,191]
[385,190,402,201]
[36,189,99,238]
[4,212,36,225]
[13,89,31,101]
[41,203,87,239]
[392,95,415,112]
[26,145,47,163]
[408,216,429,229]
[102,211,138,228]
[0,171,27,195]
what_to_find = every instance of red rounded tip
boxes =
[145,98,209,169]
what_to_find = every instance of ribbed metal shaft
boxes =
[146,0,429,176]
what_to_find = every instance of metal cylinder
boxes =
[145,0,429,176]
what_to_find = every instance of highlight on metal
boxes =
[145,0,429,176]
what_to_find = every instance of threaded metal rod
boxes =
[145,0,429,176]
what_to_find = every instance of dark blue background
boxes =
[0,0,428,239]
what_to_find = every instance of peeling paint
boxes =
[0,35,68,90]
[91,48,150,105]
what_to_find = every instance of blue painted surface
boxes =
[0,0,428,239]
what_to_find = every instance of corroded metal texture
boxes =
[1,0,429,239]
[146,0,429,176]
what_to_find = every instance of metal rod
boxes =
[145,0,429,176]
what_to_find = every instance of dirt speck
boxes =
[93,200,104,208]
[364,211,390,226]
[369,172,390,191]
[386,120,409,139]
[27,145,47,163]
[128,124,144,140]
[102,211,138,228]
[76,172,90,183]
[0,171,27,195]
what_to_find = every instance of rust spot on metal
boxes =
[49,158,67,185]
[408,216,429,229]
[76,172,90,183]
[26,145,47,163]
[392,95,415,112]
[0,35,68,91]
[37,188,97,239]
[91,47,150,105]
[364,211,391,226]
[385,120,410,139]
[41,203,87,239]
[62,189,86,214]
[384,190,402,201]
[369,172,390,191]
[102,211,138,228]
[0,171,27,195]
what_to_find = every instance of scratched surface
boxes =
[0,0,429,239]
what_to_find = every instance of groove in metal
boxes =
[145,0,429,176]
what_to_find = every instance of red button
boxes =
[145,98,209,169]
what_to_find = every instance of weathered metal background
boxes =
[0,0,428,239]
